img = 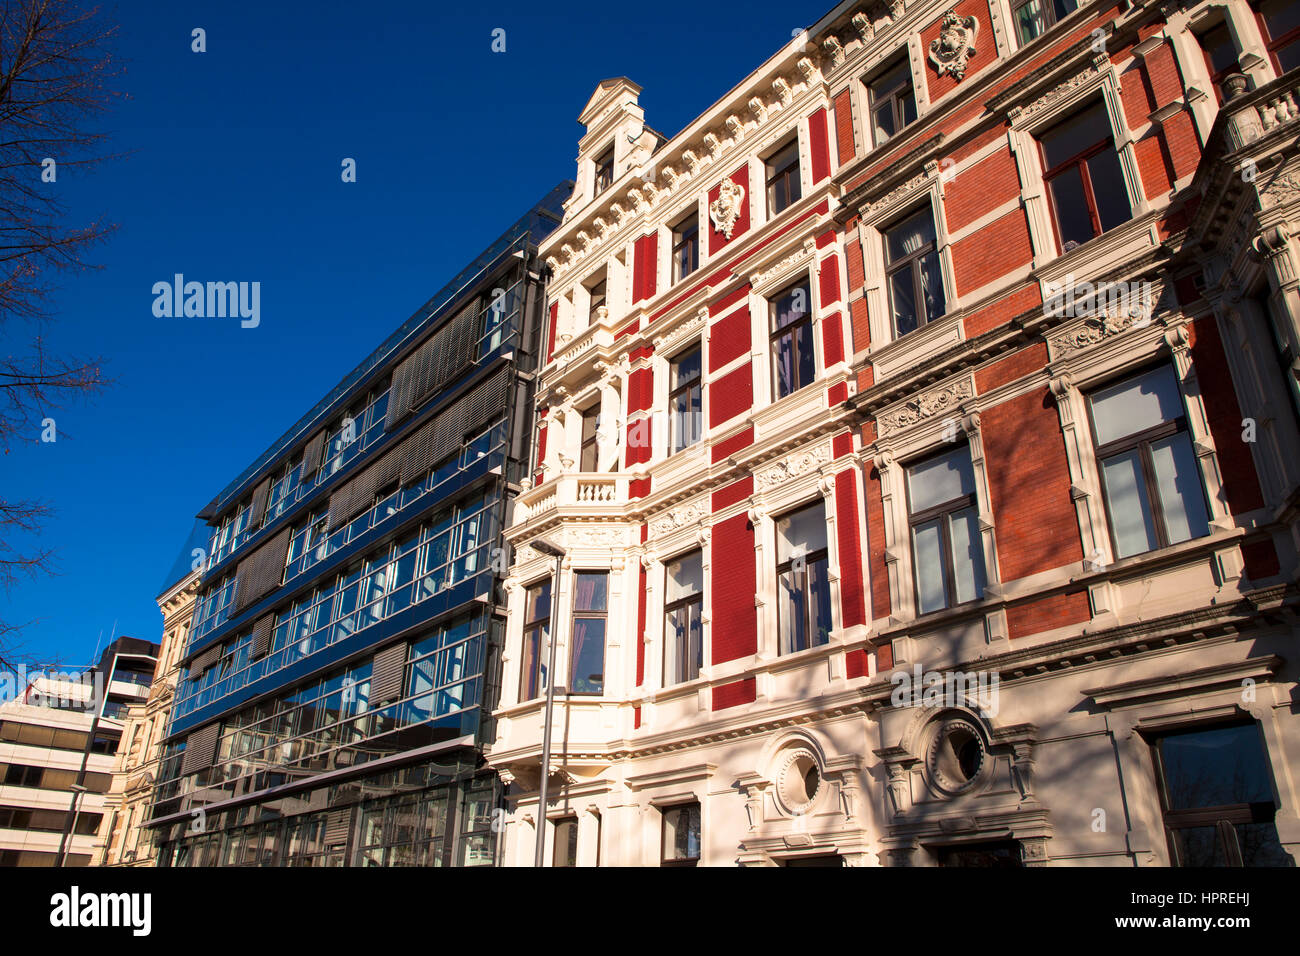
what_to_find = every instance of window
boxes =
[661,802,701,866]
[672,211,700,283]
[669,345,703,453]
[519,581,550,701]
[569,572,608,695]
[906,445,987,615]
[866,60,917,147]
[587,276,607,325]
[579,405,600,472]
[1038,101,1132,253]
[770,278,816,399]
[553,818,579,867]
[1012,0,1079,45]
[1256,0,1300,74]
[594,146,615,196]
[663,550,704,685]
[1197,22,1241,103]
[775,502,833,654]
[1087,365,1211,560]
[1151,723,1290,866]
[765,140,802,216]
[884,206,946,338]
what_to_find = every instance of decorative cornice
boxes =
[877,377,974,436]
[754,442,833,492]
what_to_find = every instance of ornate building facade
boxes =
[95,570,199,866]
[488,0,1300,866]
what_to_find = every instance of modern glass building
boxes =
[147,185,568,866]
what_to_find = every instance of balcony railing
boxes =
[514,473,628,525]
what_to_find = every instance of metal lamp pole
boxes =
[530,537,565,867]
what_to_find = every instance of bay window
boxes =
[1087,365,1211,560]
[906,445,986,615]
[775,502,833,654]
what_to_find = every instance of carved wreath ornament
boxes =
[928,10,979,81]
[710,178,746,239]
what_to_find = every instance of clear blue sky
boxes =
[3,0,831,665]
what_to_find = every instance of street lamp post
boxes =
[530,537,566,868]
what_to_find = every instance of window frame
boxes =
[904,445,985,615]
[518,579,551,702]
[1148,720,1285,867]
[1084,365,1211,559]
[1011,0,1080,47]
[578,404,600,472]
[865,58,917,148]
[1037,101,1129,254]
[553,816,579,867]
[568,571,609,696]
[662,549,704,686]
[768,276,817,399]
[1255,0,1300,75]
[668,344,703,454]
[883,205,946,339]
[774,501,833,656]
[586,275,607,325]
[594,146,615,196]
[765,139,802,218]
[671,210,700,284]
[660,801,701,867]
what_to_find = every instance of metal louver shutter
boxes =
[323,808,352,847]
[386,298,482,431]
[370,641,408,705]
[189,643,221,676]
[233,526,292,613]
[250,613,274,659]
[300,428,327,477]
[180,722,220,776]
[248,476,272,525]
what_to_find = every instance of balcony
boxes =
[513,473,630,526]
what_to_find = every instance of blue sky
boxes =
[3,0,831,665]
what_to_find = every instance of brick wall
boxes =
[710,512,756,664]
[981,387,1084,581]
[1006,587,1091,639]
[950,208,1033,296]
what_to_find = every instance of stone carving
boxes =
[750,237,816,289]
[649,500,707,538]
[823,36,845,69]
[654,308,707,352]
[852,11,873,42]
[797,56,819,85]
[682,149,700,173]
[704,132,722,157]
[1048,289,1159,357]
[755,444,832,491]
[929,10,979,81]
[749,96,768,123]
[1021,68,1097,119]
[867,171,929,215]
[725,114,744,139]
[878,378,974,435]
[1262,164,1300,209]
[773,77,793,106]
[710,178,746,239]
